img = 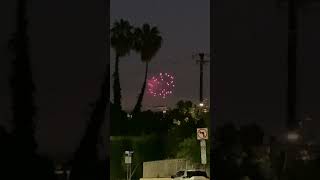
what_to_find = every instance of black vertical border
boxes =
[105,0,111,177]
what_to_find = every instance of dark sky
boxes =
[110,0,210,111]
[214,0,320,140]
[0,0,106,158]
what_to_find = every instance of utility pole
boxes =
[193,53,210,103]
[277,0,299,131]
[277,1,319,178]
[287,0,299,131]
[279,0,320,132]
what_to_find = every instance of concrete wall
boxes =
[142,159,210,178]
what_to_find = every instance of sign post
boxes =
[200,140,207,164]
[197,128,208,165]
[124,151,134,180]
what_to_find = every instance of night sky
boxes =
[0,0,320,159]
[0,0,106,158]
[110,0,210,111]
[213,0,320,140]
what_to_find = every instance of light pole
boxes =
[192,53,210,104]
[276,2,320,178]
[278,0,320,135]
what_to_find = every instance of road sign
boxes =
[125,156,132,164]
[197,128,208,140]
[125,151,133,164]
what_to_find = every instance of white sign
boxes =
[125,156,132,164]
[197,128,208,140]
[200,140,207,164]
[125,151,133,164]
[125,151,134,155]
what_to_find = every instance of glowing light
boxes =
[287,131,299,142]
[147,72,175,98]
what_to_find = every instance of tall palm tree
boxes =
[110,19,133,111]
[9,0,37,153]
[7,1,43,179]
[132,24,162,115]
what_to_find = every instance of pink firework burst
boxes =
[147,72,175,99]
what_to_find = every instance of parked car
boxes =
[171,170,209,180]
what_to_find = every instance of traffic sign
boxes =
[197,128,208,140]
[124,151,133,164]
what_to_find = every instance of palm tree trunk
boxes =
[10,0,37,153]
[8,1,39,178]
[132,62,149,115]
[70,67,108,180]
[113,55,122,111]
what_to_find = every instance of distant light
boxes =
[127,114,132,119]
[199,103,204,107]
[305,116,312,121]
[163,110,166,114]
[55,170,64,175]
[177,120,181,126]
[287,132,299,142]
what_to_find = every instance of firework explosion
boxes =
[147,72,175,99]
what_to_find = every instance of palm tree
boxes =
[7,1,45,179]
[132,24,162,115]
[9,0,37,153]
[70,66,108,180]
[110,19,133,111]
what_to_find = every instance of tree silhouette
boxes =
[111,19,133,111]
[0,126,13,177]
[239,123,264,151]
[70,67,108,180]
[132,24,162,115]
[6,1,58,179]
[8,0,39,161]
[212,123,242,180]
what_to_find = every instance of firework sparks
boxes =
[147,72,175,98]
